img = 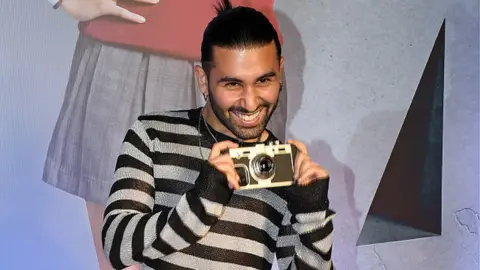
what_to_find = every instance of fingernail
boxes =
[136,16,146,23]
[228,184,234,189]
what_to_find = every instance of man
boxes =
[45,0,286,269]
[102,1,335,269]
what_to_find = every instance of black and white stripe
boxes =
[102,108,336,269]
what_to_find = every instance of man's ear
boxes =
[278,56,285,91]
[279,55,284,74]
[195,65,209,96]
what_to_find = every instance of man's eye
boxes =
[257,78,270,84]
[225,82,241,88]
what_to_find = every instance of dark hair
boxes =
[201,0,282,73]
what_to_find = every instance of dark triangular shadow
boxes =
[357,20,445,246]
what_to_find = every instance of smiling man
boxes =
[101,1,336,269]
[197,49,280,142]
[195,7,283,144]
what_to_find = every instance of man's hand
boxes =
[208,141,240,190]
[59,0,159,23]
[288,139,329,186]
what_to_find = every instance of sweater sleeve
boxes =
[275,178,336,270]
[101,119,233,269]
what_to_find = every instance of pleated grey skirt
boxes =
[42,33,287,206]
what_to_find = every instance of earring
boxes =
[203,93,208,101]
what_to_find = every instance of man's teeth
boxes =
[235,110,261,121]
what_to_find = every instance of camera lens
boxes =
[259,157,274,173]
[252,154,275,180]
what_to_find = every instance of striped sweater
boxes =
[102,108,336,270]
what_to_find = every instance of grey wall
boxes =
[0,1,97,269]
[274,0,479,269]
[0,0,478,269]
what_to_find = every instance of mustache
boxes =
[228,103,270,114]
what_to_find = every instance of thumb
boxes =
[107,4,146,23]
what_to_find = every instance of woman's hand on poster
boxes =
[59,0,158,23]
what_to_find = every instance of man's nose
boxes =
[240,85,260,112]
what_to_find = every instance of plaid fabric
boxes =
[42,33,288,206]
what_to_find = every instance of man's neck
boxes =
[201,104,268,143]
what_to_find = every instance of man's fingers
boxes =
[293,152,306,180]
[212,162,239,189]
[208,141,240,190]
[298,157,311,178]
[212,162,232,173]
[209,153,233,165]
[287,139,329,186]
[227,171,240,190]
[297,166,329,185]
[288,139,311,181]
[288,139,308,155]
[228,176,240,190]
[295,154,310,183]
[209,141,239,159]
[110,5,146,23]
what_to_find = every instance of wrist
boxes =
[286,177,331,214]
[194,161,233,205]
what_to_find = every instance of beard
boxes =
[207,88,279,141]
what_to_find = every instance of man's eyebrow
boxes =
[257,71,277,80]
[216,71,277,84]
[217,76,242,84]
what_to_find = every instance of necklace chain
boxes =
[202,110,218,144]
[199,107,222,160]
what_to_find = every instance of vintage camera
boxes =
[228,140,298,190]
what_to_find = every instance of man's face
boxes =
[200,42,283,141]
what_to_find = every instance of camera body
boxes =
[229,140,298,190]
